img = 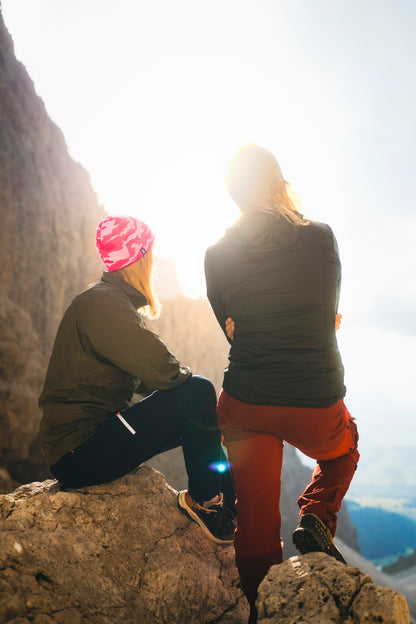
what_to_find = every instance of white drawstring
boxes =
[116,412,136,435]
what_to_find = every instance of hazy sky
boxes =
[1,0,416,476]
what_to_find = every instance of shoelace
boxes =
[194,501,219,514]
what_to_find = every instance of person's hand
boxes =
[225,317,235,341]
[335,313,342,331]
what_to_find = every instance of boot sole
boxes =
[292,527,346,564]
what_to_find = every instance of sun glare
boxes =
[2,0,348,297]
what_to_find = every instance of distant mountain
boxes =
[346,500,416,563]
[384,550,416,575]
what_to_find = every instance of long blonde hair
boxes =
[117,246,160,319]
[226,143,307,226]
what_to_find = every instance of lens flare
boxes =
[209,461,229,473]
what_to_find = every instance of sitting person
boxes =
[39,214,236,544]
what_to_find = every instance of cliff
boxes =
[0,10,105,483]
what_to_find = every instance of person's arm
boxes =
[84,296,191,391]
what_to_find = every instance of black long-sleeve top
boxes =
[204,209,346,407]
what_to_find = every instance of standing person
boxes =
[39,214,236,545]
[204,144,359,622]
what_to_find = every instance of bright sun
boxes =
[1,0,348,298]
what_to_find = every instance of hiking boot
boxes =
[292,513,347,564]
[178,490,236,545]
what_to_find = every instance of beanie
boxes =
[95,215,155,272]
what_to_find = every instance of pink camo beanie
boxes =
[95,215,155,272]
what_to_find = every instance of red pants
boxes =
[217,390,359,621]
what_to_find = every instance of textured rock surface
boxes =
[0,13,105,482]
[334,540,416,624]
[0,466,247,624]
[257,552,410,624]
[0,467,18,495]
[0,295,45,479]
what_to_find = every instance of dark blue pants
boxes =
[50,376,235,509]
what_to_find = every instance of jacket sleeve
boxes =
[204,248,232,345]
[83,294,191,391]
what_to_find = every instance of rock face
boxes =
[257,552,410,624]
[0,466,248,624]
[0,13,105,483]
[331,540,416,623]
[1,467,412,624]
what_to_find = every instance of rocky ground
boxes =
[1,466,414,624]
[257,551,410,624]
[0,467,247,624]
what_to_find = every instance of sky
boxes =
[1,0,416,494]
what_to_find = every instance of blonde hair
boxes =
[226,143,307,226]
[117,246,160,319]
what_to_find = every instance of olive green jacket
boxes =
[39,272,191,466]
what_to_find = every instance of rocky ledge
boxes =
[0,467,411,624]
[257,551,410,624]
[0,467,246,624]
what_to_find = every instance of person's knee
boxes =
[187,375,217,404]
[188,374,215,391]
[179,375,218,427]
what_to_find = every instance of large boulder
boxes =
[257,552,410,624]
[0,466,248,624]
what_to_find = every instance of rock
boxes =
[256,551,410,624]
[0,13,105,482]
[0,294,46,482]
[0,466,248,624]
[0,466,19,495]
[334,540,416,623]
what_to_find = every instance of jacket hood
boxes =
[224,209,301,256]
